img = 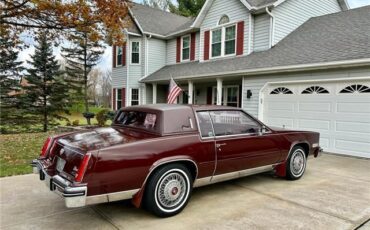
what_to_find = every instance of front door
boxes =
[209,110,282,175]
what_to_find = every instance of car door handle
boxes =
[216,143,227,148]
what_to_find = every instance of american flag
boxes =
[167,78,182,104]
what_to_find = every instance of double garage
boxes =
[252,73,370,158]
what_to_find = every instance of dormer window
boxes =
[219,15,230,25]
[182,35,190,61]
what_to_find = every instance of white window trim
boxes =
[181,35,191,62]
[116,46,123,67]
[209,23,237,59]
[212,85,239,106]
[130,88,140,106]
[130,41,141,65]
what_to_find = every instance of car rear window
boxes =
[114,111,158,132]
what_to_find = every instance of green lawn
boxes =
[0,132,51,177]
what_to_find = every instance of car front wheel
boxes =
[144,164,193,217]
[286,146,307,180]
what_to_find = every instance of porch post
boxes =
[152,83,157,104]
[216,78,223,106]
[188,80,193,104]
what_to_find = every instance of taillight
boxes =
[40,137,52,157]
[75,153,92,183]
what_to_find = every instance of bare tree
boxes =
[100,70,112,108]
[87,68,101,105]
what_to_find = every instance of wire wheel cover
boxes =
[156,172,187,209]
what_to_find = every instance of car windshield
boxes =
[114,111,158,132]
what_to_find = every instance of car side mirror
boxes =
[259,126,268,135]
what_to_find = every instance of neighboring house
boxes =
[111,0,370,158]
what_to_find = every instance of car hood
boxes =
[57,127,155,153]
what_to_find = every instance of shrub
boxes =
[72,120,79,126]
[96,109,109,127]
[106,111,116,121]
[83,112,95,125]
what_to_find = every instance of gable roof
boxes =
[141,6,370,83]
[129,3,194,37]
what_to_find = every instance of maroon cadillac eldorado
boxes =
[32,104,322,217]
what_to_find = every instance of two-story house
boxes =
[111,0,370,158]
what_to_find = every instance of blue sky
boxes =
[18,0,370,72]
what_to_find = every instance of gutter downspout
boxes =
[126,33,130,107]
[266,7,275,48]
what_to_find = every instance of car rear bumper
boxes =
[31,159,87,208]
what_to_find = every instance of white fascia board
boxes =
[191,0,214,28]
[128,8,144,34]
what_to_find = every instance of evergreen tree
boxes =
[62,31,105,125]
[22,32,70,132]
[0,30,23,131]
[169,0,206,17]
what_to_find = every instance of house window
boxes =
[219,15,230,25]
[212,29,222,57]
[225,25,236,55]
[182,36,190,61]
[117,89,122,109]
[212,86,239,107]
[131,41,140,64]
[211,25,236,58]
[131,88,139,105]
[116,47,123,66]
[339,84,370,93]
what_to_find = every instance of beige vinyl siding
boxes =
[195,32,200,61]
[242,67,370,117]
[273,0,342,44]
[253,13,270,52]
[148,38,167,75]
[199,0,250,62]
[166,38,177,65]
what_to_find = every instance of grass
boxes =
[0,132,51,177]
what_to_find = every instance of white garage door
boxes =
[262,79,370,158]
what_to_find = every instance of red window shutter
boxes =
[113,46,116,68]
[121,88,126,107]
[176,37,181,63]
[112,88,116,110]
[190,33,196,61]
[204,30,210,61]
[236,21,244,56]
[122,44,126,66]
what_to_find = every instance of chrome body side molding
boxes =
[193,164,275,188]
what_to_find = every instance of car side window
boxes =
[197,112,215,138]
[209,110,261,136]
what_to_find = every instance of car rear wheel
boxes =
[286,146,307,180]
[144,164,192,217]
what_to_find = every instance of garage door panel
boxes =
[319,137,330,149]
[336,102,370,114]
[335,139,370,154]
[265,118,294,129]
[298,119,330,131]
[298,102,331,112]
[336,121,370,134]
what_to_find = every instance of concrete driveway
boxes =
[1,154,370,230]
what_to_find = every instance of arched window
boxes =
[302,86,329,94]
[270,87,293,95]
[340,84,370,93]
[218,15,230,25]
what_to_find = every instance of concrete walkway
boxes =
[1,154,369,230]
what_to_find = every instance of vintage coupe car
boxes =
[32,104,321,217]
